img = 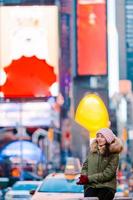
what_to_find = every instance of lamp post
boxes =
[17,103,24,181]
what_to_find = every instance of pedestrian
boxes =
[77,128,123,200]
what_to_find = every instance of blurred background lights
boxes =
[0,68,7,86]
[88,12,96,25]
[49,82,59,97]
[0,92,4,98]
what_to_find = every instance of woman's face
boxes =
[96,133,107,146]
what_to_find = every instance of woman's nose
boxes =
[97,138,101,142]
[97,136,101,140]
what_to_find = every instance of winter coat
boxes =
[81,137,123,192]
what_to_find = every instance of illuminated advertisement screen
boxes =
[0,101,59,127]
[77,0,107,75]
[0,6,59,98]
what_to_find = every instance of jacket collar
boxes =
[90,136,123,154]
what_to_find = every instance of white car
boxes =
[5,180,42,200]
[31,173,84,200]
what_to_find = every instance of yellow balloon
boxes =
[75,93,110,138]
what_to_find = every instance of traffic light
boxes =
[47,128,54,142]
[11,167,20,177]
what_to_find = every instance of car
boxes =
[5,180,42,200]
[31,173,84,200]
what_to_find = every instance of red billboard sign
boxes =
[77,0,107,75]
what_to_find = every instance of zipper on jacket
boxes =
[97,150,100,172]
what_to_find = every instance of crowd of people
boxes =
[117,162,133,196]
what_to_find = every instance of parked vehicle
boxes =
[31,173,83,200]
[5,180,42,200]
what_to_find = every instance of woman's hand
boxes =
[76,175,89,185]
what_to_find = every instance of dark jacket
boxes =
[81,137,123,192]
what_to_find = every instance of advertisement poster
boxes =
[0,6,59,98]
[77,0,107,75]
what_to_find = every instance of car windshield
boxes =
[38,178,83,193]
[12,183,39,191]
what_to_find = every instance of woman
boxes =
[77,128,123,200]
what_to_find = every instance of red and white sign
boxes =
[0,6,59,98]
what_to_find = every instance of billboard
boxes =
[77,0,107,75]
[0,6,59,98]
[0,101,59,127]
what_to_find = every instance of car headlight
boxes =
[5,194,14,200]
